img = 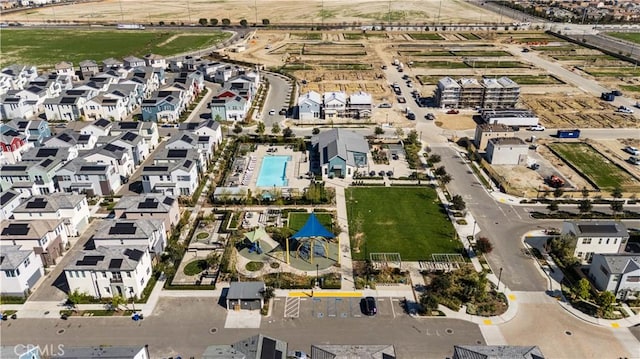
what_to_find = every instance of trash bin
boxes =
[132,313,140,321]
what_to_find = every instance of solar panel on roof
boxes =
[167,149,187,158]
[118,122,139,129]
[1,165,27,171]
[138,198,159,209]
[162,197,175,206]
[16,121,28,129]
[40,158,53,167]
[578,224,618,234]
[181,135,193,143]
[36,148,58,157]
[76,255,104,266]
[143,166,168,172]
[26,198,48,209]
[183,160,192,168]
[95,119,110,127]
[122,132,137,141]
[0,191,17,205]
[60,97,76,104]
[2,223,30,236]
[124,248,144,261]
[108,258,123,269]
[58,133,72,142]
[104,143,124,152]
[108,222,136,235]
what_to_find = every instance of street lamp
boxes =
[129,288,136,312]
[316,263,319,288]
[497,267,503,291]
[472,220,477,239]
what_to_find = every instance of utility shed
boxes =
[226,281,266,310]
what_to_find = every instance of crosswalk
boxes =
[284,296,300,318]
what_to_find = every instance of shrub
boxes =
[475,237,493,254]
[183,260,208,276]
[246,261,264,272]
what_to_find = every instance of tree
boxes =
[395,127,404,138]
[419,294,439,314]
[198,18,207,26]
[553,187,564,198]
[271,123,280,135]
[262,19,270,25]
[611,187,623,199]
[239,19,248,27]
[578,199,592,214]
[596,290,616,313]
[110,295,126,311]
[374,126,384,136]
[451,194,466,211]
[206,252,220,268]
[475,237,493,254]
[547,201,559,213]
[255,122,265,135]
[232,124,243,134]
[282,127,293,138]
[66,289,87,308]
[261,286,275,300]
[440,174,452,185]
[575,278,591,300]
[222,18,231,26]
[312,127,320,135]
[548,234,578,264]
[434,166,447,177]
[427,154,441,165]
[210,18,218,26]
[581,187,590,198]
[610,201,624,217]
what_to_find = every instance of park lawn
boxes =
[496,75,563,85]
[620,84,640,92]
[288,212,333,232]
[607,32,640,44]
[467,60,529,68]
[583,67,640,77]
[548,143,635,189]
[0,29,230,67]
[346,187,459,261]
[452,50,512,57]
[409,33,443,40]
[412,61,469,69]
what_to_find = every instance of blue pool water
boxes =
[256,155,290,187]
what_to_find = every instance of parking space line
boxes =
[390,298,396,318]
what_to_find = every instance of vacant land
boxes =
[346,187,459,261]
[607,32,640,44]
[548,142,636,189]
[288,212,333,232]
[0,29,230,67]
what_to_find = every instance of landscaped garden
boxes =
[346,187,460,261]
[183,259,209,276]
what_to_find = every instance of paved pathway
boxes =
[325,178,357,290]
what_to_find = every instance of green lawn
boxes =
[0,29,230,67]
[452,50,512,57]
[466,60,529,68]
[409,33,444,40]
[608,32,640,44]
[288,212,333,232]
[548,143,635,189]
[620,84,640,92]
[412,61,469,69]
[495,75,563,85]
[346,187,460,261]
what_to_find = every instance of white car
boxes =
[617,106,634,114]
[624,146,640,156]
[528,125,545,131]
[268,109,276,115]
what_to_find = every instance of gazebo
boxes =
[287,212,335,264]
[244,227,279,254]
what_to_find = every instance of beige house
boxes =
[474,123,516,151]
[113,194,180,233]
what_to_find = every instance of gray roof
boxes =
[596,254,640,274]
[312,128,369,167]
[231,334,287,359]
[114,194,176,213]
[202,346,247,359]
[60,158,110,175]
[0,245,32,270]
[53,346,147,358]
[566,221,629,238]
[93,219,164,241]
[453,345,544,359]
[311,344,396,359]
[0,219,63,241]
[66,245,148,272]
[488,137,526,146]
[13,193,85,213]
[227,281,265,300]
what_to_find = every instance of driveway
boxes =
[261,72,292,127]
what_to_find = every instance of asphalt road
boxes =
[261,72,292,127]
[0,297,484,359]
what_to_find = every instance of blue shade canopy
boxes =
[291,212,335,239]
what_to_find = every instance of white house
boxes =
[83,95,128,121]
[81,118,113,137]
[562,221,628,263]
[113,194,180,233]
[144,53,167,69]
[191,119,222,148]
[92,219,167,256]
[12,194,90,237]
[323,91,347,119]
[0,219,68,267]
[55,158,122,196]
[589,254,640,300]
[485,137,528,165]
[123,56,146,69]
[297,91,322,121]
[64,245,152,299]
[0,245,45,297]
[109,132,150,166]
[166,133,215,165]
[43,95,87,122]
[141,159,198,197]
[0,189,23,220]
[347,91,373,119]
[82,143,135,178]
[55,61,76,79]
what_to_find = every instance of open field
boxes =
[547,142,637,190]
[288,212,333,232]
[415,74,563,85]
[0,29,230,67]
[2,0,509,25]
[346,187,460,261]
[607,32,640,44]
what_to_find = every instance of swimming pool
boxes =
[256,155,290,187]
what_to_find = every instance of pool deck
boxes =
[245,145,311,191]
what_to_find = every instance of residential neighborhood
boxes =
[2,5,640,359]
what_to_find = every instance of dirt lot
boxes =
[522,94,636,128]
[4,0,505,24]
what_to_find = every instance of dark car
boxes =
[279,108,287,115]
[446,109,459,114]
[369,170,376,176]
[378,170,385,177]
[612,90,622,96]
[362,296,377,316]
[386,171,394,177]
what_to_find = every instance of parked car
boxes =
[617,106,634,114]
[402,74,409,80]
[624,146,640,156]
[425,113,435,120]
[530,126,544,132]
[362,296,377,316]
[529,163,540,170]
[369,171,376,176]
[446,109,459,114]
[397,96,406,103]
[522,48,530,52]
[629,156,640,165]
[611,90,623,96]
[279,108,287,115]
[378,170,385,177]
[268,109,276,115]
[407,112,416,120]
[381,65,387,70]
[386,171,394,177]
[378,103,392,108]
[392,154,399,160]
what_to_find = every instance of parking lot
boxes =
[274,296,410,321]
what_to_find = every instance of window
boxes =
[177,175,190,181]
[15,268,20,276]
[146,267,150,275]
[627,276,640,283]
[5,270,16,277]
[142,175,149,181]
[68,271,73,278]
[105,287,110,293]
[598,239,602,244]
[140,278,145,285]
[126,272,131,278]
[102,272,107,278]
[582,238,591,244]
[612,274,621,282]
[606,238,610,244]
[81,271,86,278]
[23,257,30,267]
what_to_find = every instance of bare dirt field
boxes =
[4,0,506,24]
